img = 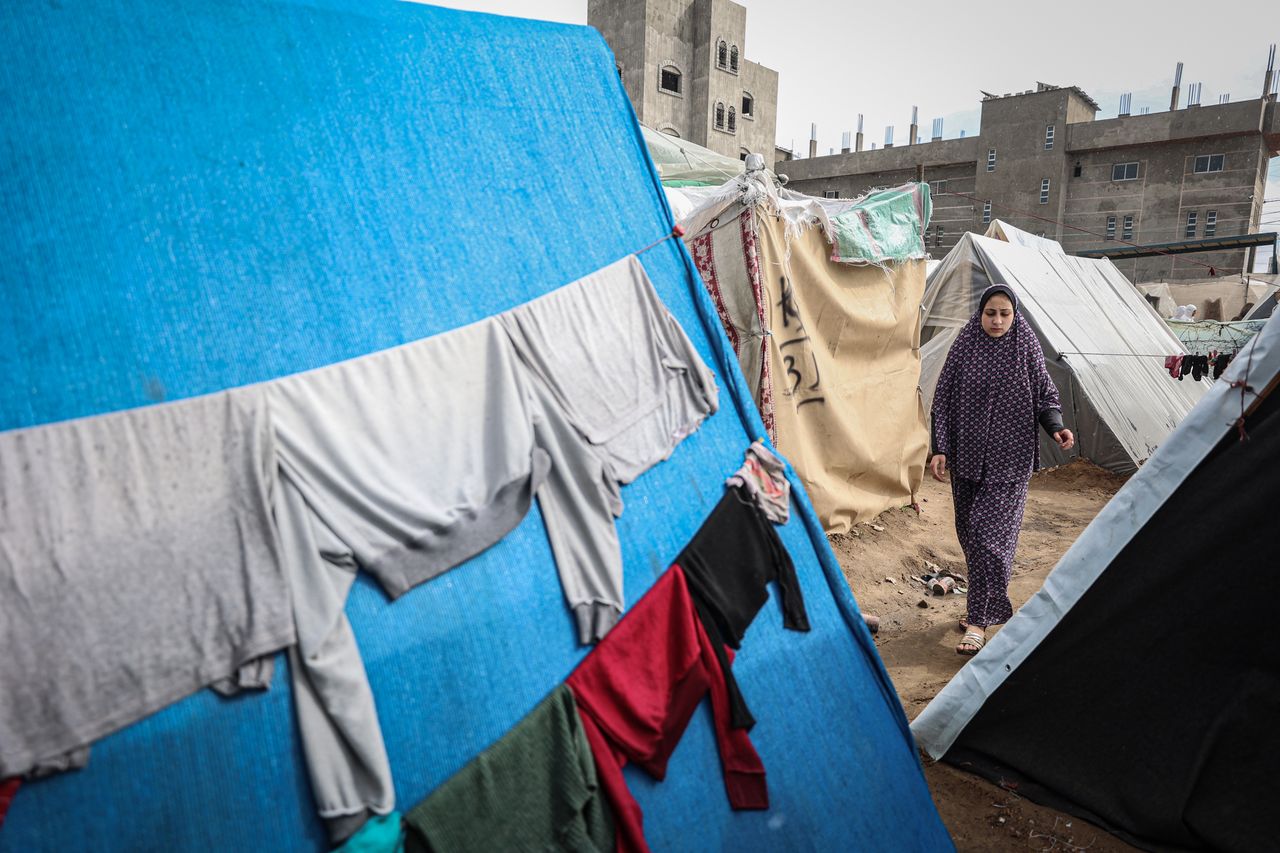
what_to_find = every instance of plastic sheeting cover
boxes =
[828,183,933,264]
[641,125,747,187]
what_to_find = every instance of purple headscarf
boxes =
[931,284,1061,483]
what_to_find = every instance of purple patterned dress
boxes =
[930,285,1062,628]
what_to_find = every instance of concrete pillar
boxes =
[808,123,817,158]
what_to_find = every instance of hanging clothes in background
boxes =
[567,565,768,853]
[0,389,293,780]
[403,685,612,853]
[1213,352,1234,379]
[725,440,790,524]
[678,485,809,729]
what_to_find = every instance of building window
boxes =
[1073,161,1082,178]
[929,179,947,196]
[727,106,736,132]
[987,148,997,172]
[1185,210,1198,238]
[729,45,739,73]
[658,65,682,95]
[717,40,728,70]
[739,148,750,161]
[1112,162,1139,181]
[714,102,725,130]
[1039,178,1051,204]
[742,92,754,117]
[1106,216,1116,240]
[937,225,945,246]
[823,190,839,199]
[1123,215,1133,240]
[982,201,991,223]
[660,126,681,139]
[1193,154,1225,173]
[1044,124,1055,150]
[1205,210,1217,237]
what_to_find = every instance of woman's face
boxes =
[981,294,1014,338]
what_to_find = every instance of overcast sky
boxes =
[424,0,1278,269]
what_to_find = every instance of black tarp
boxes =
[944,382,1278,852]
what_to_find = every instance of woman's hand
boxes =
[929,454,948,482]
[1054,429,1075,451]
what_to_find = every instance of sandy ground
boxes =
[831,461,1137,851]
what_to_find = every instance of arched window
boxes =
[727,106,736,132]
[661,126,681,139]
[741,92,754,117]
[658,65,682,95]
[729,45,739,73]
[714,102,725,130]
[717,40,728,69]
[739,148,750,161]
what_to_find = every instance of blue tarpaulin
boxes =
[0,1,950,849]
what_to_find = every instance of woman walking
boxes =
[928,285,1074,655]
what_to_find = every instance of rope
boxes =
[1229,339,1257,441]
[938,190,1221,273]
[636,224,685,255]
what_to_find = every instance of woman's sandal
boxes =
[956,630,985,656]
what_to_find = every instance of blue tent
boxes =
[0,1,950,849]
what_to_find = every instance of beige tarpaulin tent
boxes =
[669,173,931,532]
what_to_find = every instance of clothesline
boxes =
[1059,350,1196,358]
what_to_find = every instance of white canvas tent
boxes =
[921,222,1207,474]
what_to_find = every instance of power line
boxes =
[938,190,1220,272]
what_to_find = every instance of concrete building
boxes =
[588,0,778,167]
[779,82,1280,281]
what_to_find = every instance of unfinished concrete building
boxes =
[588,0,778,167]
[780,76,1280,282]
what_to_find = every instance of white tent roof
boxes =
[983,219,1065,253]
[912,309,1280,757]
[921,233,1207,473]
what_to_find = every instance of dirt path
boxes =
[832,461,1136,851]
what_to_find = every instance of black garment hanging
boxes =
[1191,355,1205,381]
[677,484,810,731]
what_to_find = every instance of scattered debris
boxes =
[883,576,897,584]
[870,523,885,532]
[916,599,929,609]
[861,613,880,634]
